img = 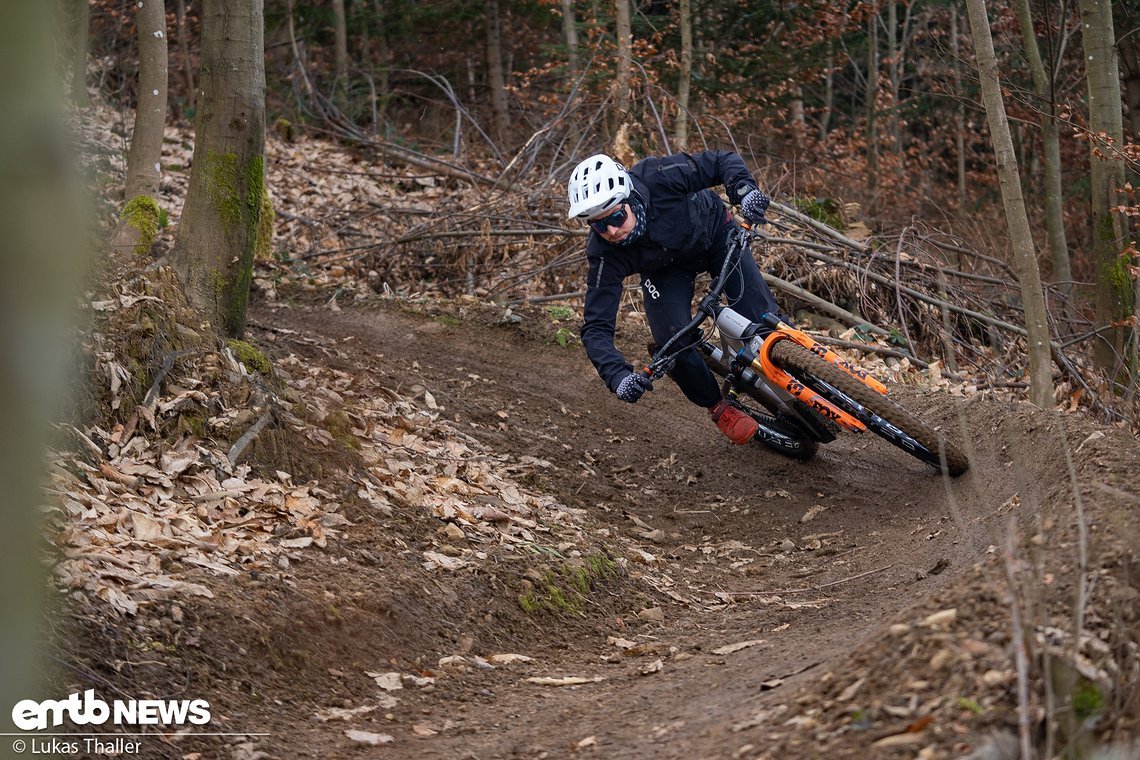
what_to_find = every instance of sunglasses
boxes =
[588,205,628,234]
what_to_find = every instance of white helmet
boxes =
[566,154,631,219]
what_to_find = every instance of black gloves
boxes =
[740,188,771,225]
[616,373,654,403]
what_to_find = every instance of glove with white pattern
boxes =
[740,188,771,225]
[615,373,653,403]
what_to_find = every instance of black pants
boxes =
[641,227,784,408]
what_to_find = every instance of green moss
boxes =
[227,339,271,375]
[274,118,296,142]
[795,197,846,230]
[434,314,462,327]
[121,195,162,255]
[545,305,575,321]
[585,553,616,578]
[553,327,578,348]
[323,409,360,451]
[202,150,267,337]
[955,696,984,715]
[517,553,617,615]
[1072,679,1104,721]
[254,188,275,261]
[1104,249,1134,294]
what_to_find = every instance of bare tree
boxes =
[951,3,967,209]
[124,0,168,202]
[561,0,580,82]
[485,0,510,148]
[172,0,269,338]
[1016,0,1072,296]
[965,0,1054,409]
[332,0,349,110]
[1078,0,1133,378]
[674,0,693,150]
[866,1,880,213]
[613,0,633,127]
[174,0,195,115]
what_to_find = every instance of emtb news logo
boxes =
[11,690,211,730]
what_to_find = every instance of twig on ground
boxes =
[720,563,894,596]
[227,410,275,465]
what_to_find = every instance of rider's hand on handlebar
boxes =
[615,372,654,403]
[740,188,771,225]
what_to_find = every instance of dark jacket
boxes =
[579,151,757,392]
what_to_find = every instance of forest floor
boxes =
[51,283,1140,760]
[42,110,1140,759]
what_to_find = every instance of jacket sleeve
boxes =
[580,244,634,393]
[651,150,758,206]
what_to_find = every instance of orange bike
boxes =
[643,226,969,476]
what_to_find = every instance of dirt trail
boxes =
[232,294,1066,759]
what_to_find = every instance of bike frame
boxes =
[645,226,888,435]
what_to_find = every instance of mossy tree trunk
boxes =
[124,0,168,202]
[965,0,1055,409]
[1078,0,1134,380]
[172,0,267,340]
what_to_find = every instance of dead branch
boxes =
[762,272,890,337]
[227,410,274,466]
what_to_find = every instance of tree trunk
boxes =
[72,0,90,106]
[674,0,692,150]
[124,0,168,202]
[373,0,391,125]
[0,0,88,723]
[866,2,879,213]
[1078,0,1133,377]
[332,0,349,110]
[561,0,580,82]
[965,0,1054,409]
[172,0,268,339]
[613,0,633,126]
[887,0,900,152]
[174,0,195,114]
[1120,39,1140,138]
[1016,0,1072,296]
[484,0,510,149]
[951,4,967,210]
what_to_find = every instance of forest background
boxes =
[75,0,1140,415]
[2,0,1140,754]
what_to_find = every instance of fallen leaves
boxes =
[48,269,589,619]
[712,639,767,656]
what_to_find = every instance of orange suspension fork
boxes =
[752,320,887,433]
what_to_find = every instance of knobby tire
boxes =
[770,341,969,476]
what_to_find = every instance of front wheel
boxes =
[769,340,969,476]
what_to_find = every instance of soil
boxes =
[56,289,1140,760]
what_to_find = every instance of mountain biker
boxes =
[567,151,788,445]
